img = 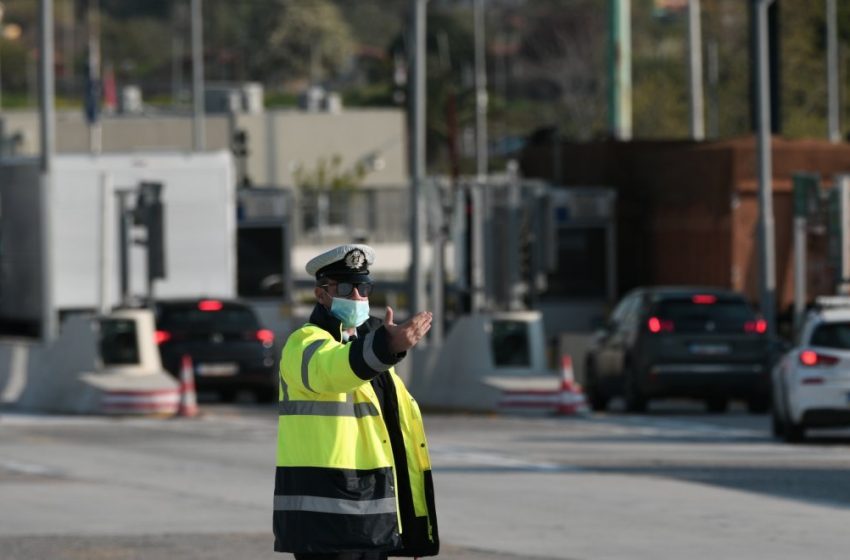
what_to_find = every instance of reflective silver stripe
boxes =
[274,495,396,515]
[362,331,393,373]
[301,340,325,393]
[278,400,380,417]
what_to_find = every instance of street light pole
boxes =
[826,0,840,143]
[38,0,57,341]
[0,2,5,112]
[410,0,427,319]
[474,0,488,180]
[755,0,776,337]
[191,0,205,151]
[687,0,705,141]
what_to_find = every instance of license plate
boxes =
[689,343,731,355]
[196,363,238,376]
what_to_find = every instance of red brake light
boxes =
[155,330,172,345]
[692,294,717,304]
[744,319,767,334]
[647,317,674,333]
[256,329,275,345]
[799,350,839,367]
[198,299,223,312]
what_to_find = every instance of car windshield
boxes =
[652,298,756,334]
[810,322,850,350]
[158,303,259,332]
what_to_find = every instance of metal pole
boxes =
[474,0,488,180]
[687,0,705,141]
[793,213,806,334]
[98,173,113,315]
[707,39,720,138]
[827,0,840,143]
[191,0,205,151]
[410,0,427,318]
[38,0,57,342]
[0,2,5,112]
[430,180,444,345]
[608,0,632,140]
[117,191,131,306]
[755,0,777,337]
[470,184,486,311]
[88,0,102,154]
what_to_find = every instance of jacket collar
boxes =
[308,303,381,343]
[309,303,344,342]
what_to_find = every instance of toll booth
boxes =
[236,187,298,348]
[10,309,179,415]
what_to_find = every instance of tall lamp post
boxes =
[0,2,5,111]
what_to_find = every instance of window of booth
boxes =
[99,319,140,365]
[490,320,531,367]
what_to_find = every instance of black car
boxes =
[154,298,278,402]
[584,287,772,413]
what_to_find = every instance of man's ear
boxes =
[315,286,328,307]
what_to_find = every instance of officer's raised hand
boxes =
[384,306,432,354]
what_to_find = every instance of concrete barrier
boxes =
[410,311,560,412]
[3,310,178,415]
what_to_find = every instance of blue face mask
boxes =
[330,297,370,328]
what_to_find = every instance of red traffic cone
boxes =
[555,355,588,416]
[176,354,199,418]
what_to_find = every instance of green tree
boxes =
[244,0,354,85]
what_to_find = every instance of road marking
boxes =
[0,457,64,477]
[429,444,580,472]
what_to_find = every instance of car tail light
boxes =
[198,299,223,312]
[691,294,717,304]
[155,330,172,345]
[256,329,275,345]
[744,319,767,334]
[647,317,674,333]
[799,350,840,367]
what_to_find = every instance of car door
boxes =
[596,294,638,380]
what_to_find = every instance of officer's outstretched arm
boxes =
[286,327,403,395]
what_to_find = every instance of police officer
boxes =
[273,244,439,560]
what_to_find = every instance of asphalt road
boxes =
[2,400,850,559]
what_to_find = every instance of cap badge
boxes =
[345,249,366,269]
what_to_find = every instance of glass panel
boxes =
[491,320,531,367]
[237,226,284,297]
[99,319,140,365]
[653,299,756,333]
[810,322,850,350]
[545,227,607,298]
[157,304,259,332]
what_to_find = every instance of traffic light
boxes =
[134,182,166,281]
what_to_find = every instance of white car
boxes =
[772,299,850,442]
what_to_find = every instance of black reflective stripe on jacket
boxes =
[274,466,401,554]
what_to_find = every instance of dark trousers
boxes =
[293,553,387,560]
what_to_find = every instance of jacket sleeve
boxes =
[282,326,403,396]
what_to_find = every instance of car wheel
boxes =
[255,388,277,404]
[779,390,805,443]
[623,367,648,413]
[783,420,805,443]
[585,364,609,412]
[218,389,237,403]
[771,406,784,438]
[705,397,728,413]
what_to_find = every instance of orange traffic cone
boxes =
[176,354,199,418]
[555,355,588,416]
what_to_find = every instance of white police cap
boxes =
[305,244,375,279]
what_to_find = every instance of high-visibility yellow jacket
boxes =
[273,305,439,556]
